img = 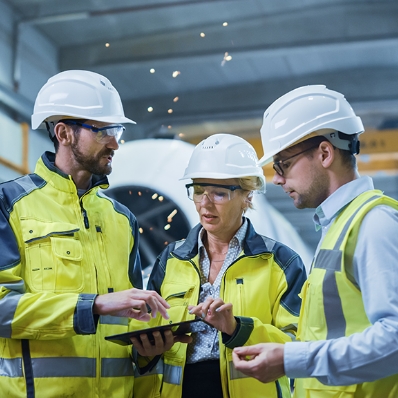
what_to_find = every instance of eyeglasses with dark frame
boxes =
[273,145,319,176]
[185,183,242,204]
[61,120,125,143]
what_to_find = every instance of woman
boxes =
[132,134,306,398]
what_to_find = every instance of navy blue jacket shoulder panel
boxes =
[0,173,46,270]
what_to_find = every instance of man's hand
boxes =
[131,330,192,357]
[93,288,170,321]
[232,343,285,383]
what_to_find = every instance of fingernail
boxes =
[165,312,170,319]
[188,309,193,314]
[215,307,221,312]
[201,312,206,319]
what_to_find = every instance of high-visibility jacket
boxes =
[134,219,306,398]
[0,152,142,398]
[295,190,398,398]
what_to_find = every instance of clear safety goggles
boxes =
[62,120,125,143]
[185,183,242,204]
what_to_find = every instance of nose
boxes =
[272,171,285,186]
[106,136,119,150]
[198,193,212,204]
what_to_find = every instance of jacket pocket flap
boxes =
[21,219,80,243]
[51,236,83,261]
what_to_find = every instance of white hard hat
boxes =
[258,85,364,166]
[181,133,266,188]
[31,70,136,130]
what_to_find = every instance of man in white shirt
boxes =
[232,85,398,397]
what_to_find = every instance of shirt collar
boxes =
[198,217,248,252]
[313,176,374,231]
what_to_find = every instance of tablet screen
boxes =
[105,318,207,346]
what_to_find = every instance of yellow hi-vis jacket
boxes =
[133,219,307,398]
[295,190,398,398]
[0,152,143,398]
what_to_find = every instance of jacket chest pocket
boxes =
[162,284,196,323]
[22,219,83,293]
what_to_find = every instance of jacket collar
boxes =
[173,217,273,260]
[35,151,109,194]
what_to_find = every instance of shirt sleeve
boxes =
[284,205,398,385]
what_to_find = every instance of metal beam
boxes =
[0,81,33,120]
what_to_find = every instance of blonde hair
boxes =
[238,176,264,210]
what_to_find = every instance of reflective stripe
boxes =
[260,235,276,252]
[313,249,345,338]
[0,291,21,338]
[32,357,96,377]
[1,280,26,294]
[323,267,346,339]
[174,240,185,251]
[229,361,249,380]
[100,315,128,326]
[164,363,182,385]
[312,195,382,339]
[314,249,342,271]
[134,358,163,378]
[334,194,381,250]
[134,359,181,385]
[0,358,23,377]
[101,357,134,377]
[14,175,39,197]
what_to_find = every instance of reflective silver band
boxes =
[313,194,382,339]
[134,358,163,378]
[0,357,23,377]
[15,175,38,195]
[133,359,182,385]
[333,194,381,250]
[229,361,250,380]
[0,356,133,378]
[101,357,134,377]
[2,280,26,294]
[164,363,182,385]
[100,315,128,326]
[32,357,96,377]
[0,291,21,338]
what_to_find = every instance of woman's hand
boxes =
[188,297,237,335]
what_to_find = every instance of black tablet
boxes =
[105,318,206,346]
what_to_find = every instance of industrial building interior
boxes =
[1,0,398,271]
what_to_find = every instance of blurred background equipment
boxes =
[1,0,398,261]
[106,138,313,285]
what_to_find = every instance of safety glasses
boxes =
[185,183,242,204]
[273,145,319,176]
[62,120,125,143]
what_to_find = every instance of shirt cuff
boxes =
[284,341,311,379]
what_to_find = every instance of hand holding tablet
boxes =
[105,318,208,346]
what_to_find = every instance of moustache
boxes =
[100,149,115,158]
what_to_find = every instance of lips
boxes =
[202,213,217,221]
[102,150,114,162]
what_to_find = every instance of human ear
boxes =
[54,122,73,146]
[242,191,253,211]
[318,141,334,169]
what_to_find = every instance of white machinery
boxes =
[106,139,313,282]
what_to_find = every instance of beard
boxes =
[71,138,114,176]
[294,168,330,209]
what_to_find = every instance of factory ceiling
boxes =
[5,0,398,144]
